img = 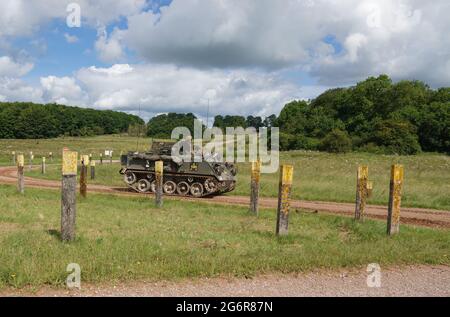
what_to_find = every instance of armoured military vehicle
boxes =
[119,141,237,197]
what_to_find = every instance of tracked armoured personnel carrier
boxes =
[119,141,237,197]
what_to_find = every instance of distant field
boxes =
[2,135,449,210]
[0,185,448,289]
[27,151,450,210]
[0,135,155,165]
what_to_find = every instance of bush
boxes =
[319,129,352,153]
[357,142,387,154]
[279,132,293,151]
[279,133,319,151]
[371,120,421,155]
[291,135,320,151]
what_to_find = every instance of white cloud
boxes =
[344,34,368,63]
[0,77,42,102]
[0,0,449,116]
[307,0,450,86]
[95,27,125,63]
[74,63,301,118]
[0,56,33,77]
[40,76,87,106]
[64,33,79,44]
[112,0,450,86]
[122,0,318,69]
[0,62,307,119]
[0,0,146,38]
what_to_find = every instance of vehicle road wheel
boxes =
[176,182,190,196]
[204,178,218,193]
[190,182,204,197]
[163,181,177,194]
[137,179,151,193]
[150,180,156,193]
[124,171,137,185]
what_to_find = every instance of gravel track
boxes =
[2,265,449,297]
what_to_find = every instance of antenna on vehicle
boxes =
[136,104,141,152]
[206,98,210,128]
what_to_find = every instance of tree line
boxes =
[3,74,447,155]
[0,102,144,139]
[146,113,278,139]
[277,75,449,154]
[146,75,448,155]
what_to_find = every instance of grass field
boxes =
[0,135,155,165]
[0,185,449,289]
[2,135,449,209]
[27,150,450,210]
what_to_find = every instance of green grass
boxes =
[0,135,158,165]
[2,135,449,209]
[0,185,449,289]
[28,150,450,210]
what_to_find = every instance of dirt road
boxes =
[1,165,449,229]
[2,265,449,297]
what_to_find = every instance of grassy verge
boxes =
[0,185,449,289]
[28,150,450,210]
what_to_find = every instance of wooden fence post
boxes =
[80,155,89,198]
[110,151,113,164]
[367,181,374,199]
[90,160,96,180]
[29,152,34,171]
[250,160,261,216]
[276,165,294,236]
[387,165,404,236]
[61,150,78,242]
[41,157,46,174]
[355,165,369,221]
[17,154,25,194]
[49,152,53,162]
[100,153,103,165]
[12,151,16,166]
[155,160,163,208]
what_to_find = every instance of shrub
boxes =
[291,135,320,151]
[319,129,352,153]
[358,142,387,154]
[279,132,293,151]
[371,120,421,155]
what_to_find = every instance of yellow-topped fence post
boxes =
[355,165,369,221]
[41,157,46,174]
[387,165,404,236]
[276,165,294,236]
[155,161,164,208]
[61,149,78,242]
[80,155,89,198]
[29,152,34,171]
[17,154,25,194]
[250,160,261,216]
[90,160,96,180]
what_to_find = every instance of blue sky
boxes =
[0,0,448,120]
[19,1,173,82]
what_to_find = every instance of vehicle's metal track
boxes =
[123,170,235,198]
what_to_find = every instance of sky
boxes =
[0,0,449,121]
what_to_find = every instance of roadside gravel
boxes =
[2,265,449,297]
